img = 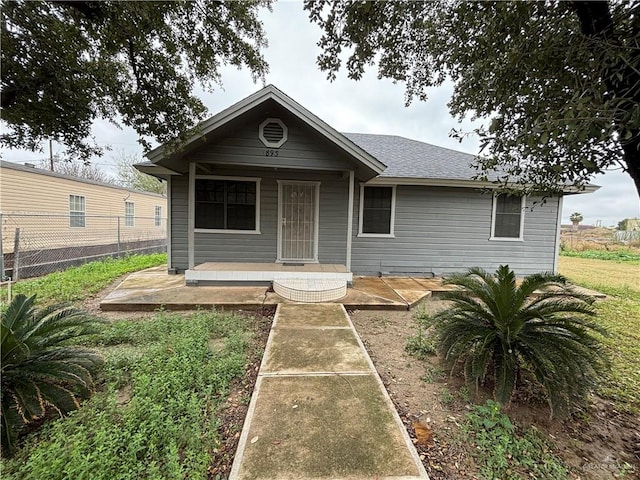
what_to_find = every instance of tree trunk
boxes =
[572,1,640,198]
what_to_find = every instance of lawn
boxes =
[558,256,640,413]
[0,253,166,305]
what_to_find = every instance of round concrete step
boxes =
[273,278,347,303]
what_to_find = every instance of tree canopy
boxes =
[305,0,640,197]
[1,0,271,160]
[115,150,166,195]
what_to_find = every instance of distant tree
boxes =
[115,151,166,195]
[37,158,113,184]
[570,212,584,231]
[305,1,640,198]
[1,1,271,160]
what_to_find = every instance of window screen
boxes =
[125,201,135,227]
[195,179,257,230]
[155,206,162,227]
[362,186,393,234]
[494,195,522,238]
[69,195,86,228]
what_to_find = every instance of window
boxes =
[125,201,135,227]
[195,178,258,231]
[358,185,396,236]
[154,205,162,227]
[69,195,85,228]
[491,194,525,240]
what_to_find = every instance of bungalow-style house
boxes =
[137,85,596,298]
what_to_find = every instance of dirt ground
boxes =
[349,302,640,480]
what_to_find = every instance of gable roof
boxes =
[146,84,386,179]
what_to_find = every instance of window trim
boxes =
[154,205,162,227]
[124,201,135,227]
[193,175,261,234]
[490,193,526,242]
[357,184,396,238]
[69,194,86,228]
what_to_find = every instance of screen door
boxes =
[279,182,318,261]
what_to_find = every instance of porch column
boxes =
[346,170,354,272]
[188,161,195,269]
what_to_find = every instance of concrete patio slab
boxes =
[100,269,432,311]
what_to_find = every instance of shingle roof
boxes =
[343,133,479,180]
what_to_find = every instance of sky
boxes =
[2,0,638,227]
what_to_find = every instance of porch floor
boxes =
[100,266,443,311]
[186,262,352,283]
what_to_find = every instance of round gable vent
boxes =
[259,118,288,148]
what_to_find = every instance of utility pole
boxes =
[49,139,54,171]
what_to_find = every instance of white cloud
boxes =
[2,0,638,225]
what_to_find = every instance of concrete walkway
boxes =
[229,303,429,480]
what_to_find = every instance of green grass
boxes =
[0,254,166,305]
[559,256,640,414]
[462,400,568,480]
[2,309,256,479]
[560,248,640,263]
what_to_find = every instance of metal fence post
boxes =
[117,216,121,254]
[13,227,20,281]
[0,213,4,281]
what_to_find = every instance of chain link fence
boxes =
[1,213,166,280]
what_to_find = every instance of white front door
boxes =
[278,181,320,262]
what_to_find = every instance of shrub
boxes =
[433,265,609,416]
[1,294,104,456]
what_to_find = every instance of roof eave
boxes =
[368,176,600,194]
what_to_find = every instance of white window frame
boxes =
[193,175,261,234]
[490,193,526,241]
[69,194,86,228]
[125,201,135,227]
[154,205,162,227]
[358,184,396,238]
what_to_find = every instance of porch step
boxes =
[273,278,347,303]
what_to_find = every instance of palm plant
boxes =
[434,265,609,417]
[1,294,104,456]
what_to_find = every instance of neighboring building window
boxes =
[69,195,86,228]
[359,185,396,236]
[125,201,135,227]
[195,179,258,231]
[491,194,525,240]
[154,205,162,227]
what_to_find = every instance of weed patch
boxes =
[462,400,568,479]
[2,309,255,479]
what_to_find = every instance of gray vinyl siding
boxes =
[189,107,357,172]
[352,186,559,277]
[170,169,350,270]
